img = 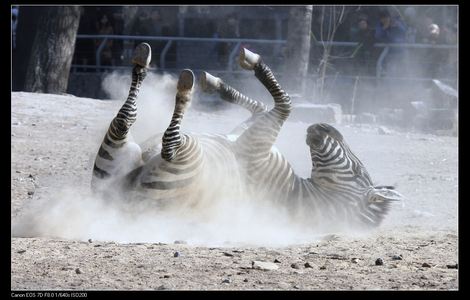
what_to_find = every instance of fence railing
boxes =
[72,34,457,79]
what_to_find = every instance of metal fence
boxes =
[72,34,457,79]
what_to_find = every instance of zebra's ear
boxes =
[368,187,405,204]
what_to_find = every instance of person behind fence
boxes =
[374,9,407,77]
[95,14,115,67]
[349,15,376,76]
[215,13,240,68]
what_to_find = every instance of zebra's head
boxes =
[305,123,403,227]
[306,123,371,188]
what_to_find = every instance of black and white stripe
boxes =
[200,48,403,229]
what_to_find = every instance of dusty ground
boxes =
[11,92,458,290]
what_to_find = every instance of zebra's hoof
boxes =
[239,48,261,70]
[177,69,195,92]
[132,43,152,68]
[200,71,221,93]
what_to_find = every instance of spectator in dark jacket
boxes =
[375,10,407,43]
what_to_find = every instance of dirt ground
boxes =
[11,92,458,290]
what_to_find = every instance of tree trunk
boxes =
[283,5,313,97]
[24,6,81,94]
[12,6,46,91]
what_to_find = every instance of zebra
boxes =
[91,43,244,210]
[199,47,403,229]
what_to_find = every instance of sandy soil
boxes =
[11,92,458,290]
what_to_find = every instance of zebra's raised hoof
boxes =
[239,48,261,70]
[131,43,152,68]
[177,69,195,92]
[200,71,221,93]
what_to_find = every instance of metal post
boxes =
[227,41,241,71]
[95,38,108,69]
[160,40,173,70]
[376,46,389,78]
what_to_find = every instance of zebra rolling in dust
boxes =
[92,43,403,230]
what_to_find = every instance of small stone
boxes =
[174,240,187,244]
[446,264,458,269]
[75,268,82,274]
[31,123,36,126]
[88,239,93,243]
[274,259,281,263]
[15,170,21,173]
[375,258,384,266]
[351,258,360,264]
[290,263,301,269]
[93,244,102,247]
[27,191,34,196]
[223,252,234,257]
[392,255,403,261]
[319,265,326,270]
[243,278,248,282]
[173,251,180,257]
[17,250,26,254]
[163,275,170,278]
[304,262,314,268]
[136,265,144,268]
[422,262,431,268]
[156,285,169,290]
[252,261,279,271]
[293,285,300,289]
[222,278,231,284]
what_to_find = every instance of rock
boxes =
[356,112,377,124]
[378,126,392,135]
[243,278,249,282]
[173,251,180,257]
[17,250,26,254]
[174,240,187,244]
[156,285,169,290]
[392,255,403,261]
[291,263,301,269]
[223,252,234,257]
[274,259,281,263]
[27,191,34,196]
[88,239,93,243]
[163,275,170,278]
[252,261,279,271]
[293,285,300,289]
[222,278,231,284]
[422,262,431,268]
[290,103,342,124]
[446,264,458,269]
[351,258,360,264]
[304,262,314,268]
[319,265,326,270]
[75,268,82,274]
[375,258,384,266]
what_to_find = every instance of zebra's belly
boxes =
[126,134,243,208]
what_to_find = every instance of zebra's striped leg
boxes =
[91,43,151,190]
[235,48,292,155]
[161,69,195,162]
[200,71,268,115]
[240,48,292,121]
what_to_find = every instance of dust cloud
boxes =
[12,71,343,247]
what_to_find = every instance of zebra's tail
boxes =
[364,186,405,226]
